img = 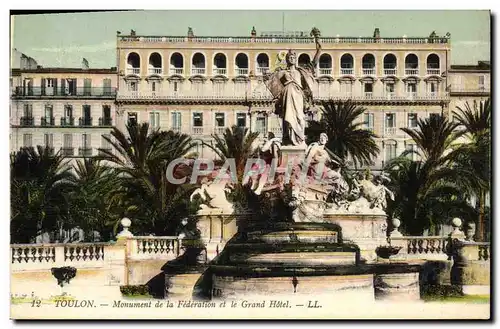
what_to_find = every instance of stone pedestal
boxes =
[374,271,420,301]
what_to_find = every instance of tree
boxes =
[10,146,73,243]
[385,115,479,235]
[453,99,491,240]
[305,100,380,168]
[99,123,198,236]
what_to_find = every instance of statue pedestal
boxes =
[278,145,307,174]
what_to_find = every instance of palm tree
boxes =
[305,100,380,168]
[385,115,479,235]
[67,158,120,241]
[453,99,491,241]
[10,146,73,243]
[99,123,198,236]
[202,126,260,209]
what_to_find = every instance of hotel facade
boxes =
[10,27,490,169]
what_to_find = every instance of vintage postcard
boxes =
[9,9,491,320]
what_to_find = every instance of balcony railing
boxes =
[170,67,184,75]
[60,117,75,126]
[407,92,417,99]
[405,68,419,75]
[78,147,93,157]
[148,67,163,75]
[214,127,226,135]
[61,148,74,156]
[98,117,113,126]
[362,68,375,75]
[19,117,34,126]
[364,92,373,99]
[256,67,269,75]
[171,126,182,133]
[41,117,55,126]
[385,127,397,135]
[318,68,332,75]
[14,87,116,98]
[127,68,140,75]
[427,68,440,75]
[384,68,397,75]
[191,68,206,75]
[385,92,395,100]
[213,68,227,75]
[235,68,249,75]
[79,117,93,127]
[340,68,354,75]
[192,127,204,135]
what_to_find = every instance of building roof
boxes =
[12,67,117,74]
[450,61,490,72]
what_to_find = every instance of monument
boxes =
[180,28,422,301]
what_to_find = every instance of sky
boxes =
[11,10,490,68]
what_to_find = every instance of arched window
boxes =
[362,54,375,75]
[213,53,227,75]
[318,54,332,75]
[256,53,269,75]
[192,53,206,75]
[170,53,184,75]
[405,54,419,75]
[148,52,162,75]
[340,54,354,75]
[383,54,397,75]
[426,54,440,75]
[298,54,311,68]
[235,53,249,75]
[127,52,140,75]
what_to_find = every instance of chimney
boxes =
[373,28,380,39]
[187,27,194,39]
[82,58,89,70]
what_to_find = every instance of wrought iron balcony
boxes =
[61,148,74,156]
[98,117,113,126]
[41,117,55,126]
[14,87,116,98]
[60,117,75,126]
[19,117,34,126]
[78,147,93,157]
[79,117,93,127]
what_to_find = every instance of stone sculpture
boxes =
[190,176,233,212]
[263,30,322,146]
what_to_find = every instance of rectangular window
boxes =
[149,111,160,128]
[23,134,32,148]
[23,104,33,117]
[364,83,373,93]
[408,113,418,128]
[82,134,91,148]
[215,113,225,127]
[83,105,91,119]
[103,78,112,95]
[102,105,111,119]
[171,112,182,130]
[62,78,77,95]
[84,78,92,95]
[364,113,374,130]
[385,113,396,128]
[63,134,73,148]
[151,81,156,92]
[236,113,247,127]
[479,75,485,90]
[385,144,397,162]
[64,105,73,118]
[255,115,267,133]
[174,81,179,92]
[406,83,417,93]
[45,105,53,119]
[44,133,53,148]
[193,112,203,127]
[128,81,138,92]
[127,112,138,126]
[429,82,438,93]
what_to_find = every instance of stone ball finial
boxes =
[452,217,462,228]
[392,218,401,229]
[121,217,131,229]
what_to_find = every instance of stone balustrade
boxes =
[389,236,449,260]
[119,35,449,45]
[129,236,181,260]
